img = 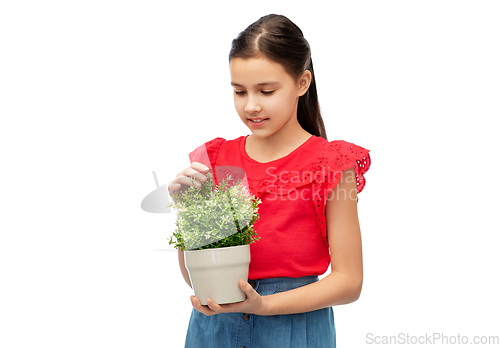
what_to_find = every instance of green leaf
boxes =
[169,173,261,250]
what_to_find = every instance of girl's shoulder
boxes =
[188,136,243,167]
[269,136,371,195]
[317,138,370,169]
[317,137,371,193]
[283,136,370,173]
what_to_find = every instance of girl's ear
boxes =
[297,70,312,97]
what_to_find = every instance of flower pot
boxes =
[184,244,251,305]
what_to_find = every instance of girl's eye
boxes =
[235,91,246,95]
[261,91,275,95]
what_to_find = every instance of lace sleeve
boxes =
[319,140,371,195]
[315,140,371,242]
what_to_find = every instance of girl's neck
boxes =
[245,126,313,163]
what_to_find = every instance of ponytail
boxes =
[297,59,327,140]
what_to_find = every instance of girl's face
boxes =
[230,56,310,139]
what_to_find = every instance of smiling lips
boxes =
[248,118,269,127]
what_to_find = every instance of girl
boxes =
[168,14,371,348]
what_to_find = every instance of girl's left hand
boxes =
[190,279,265,316]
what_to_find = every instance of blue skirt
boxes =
[185,275,336,348]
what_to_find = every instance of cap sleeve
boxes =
[188,137,226,169]
[319,140,371,195]
[315,140,371,243]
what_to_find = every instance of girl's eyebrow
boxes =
[231,81,281,87]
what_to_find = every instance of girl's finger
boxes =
[191,296,217,316]
[167,182,181,194]
[205,299,222,313]
[168,162,211,198]
[172,175,201,188]
[239,279,256,297]
[190,162,210,173]
[179,167,208,184]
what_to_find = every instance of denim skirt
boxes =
[184,275,336,348]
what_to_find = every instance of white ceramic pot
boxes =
[184,244,251,305]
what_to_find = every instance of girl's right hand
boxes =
[167,162,210,199]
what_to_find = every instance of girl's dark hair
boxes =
[229,14,327,140]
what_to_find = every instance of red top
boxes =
[188,135,371,280]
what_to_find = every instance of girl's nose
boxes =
[244,96,262,114]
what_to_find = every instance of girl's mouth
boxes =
[248,118,269,127]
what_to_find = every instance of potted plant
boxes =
[169,172,261,305]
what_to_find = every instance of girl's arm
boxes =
[256,166,363,314]
[169,161,209,289]
[191,167,363,316]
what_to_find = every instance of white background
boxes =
[1,1,499,347]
